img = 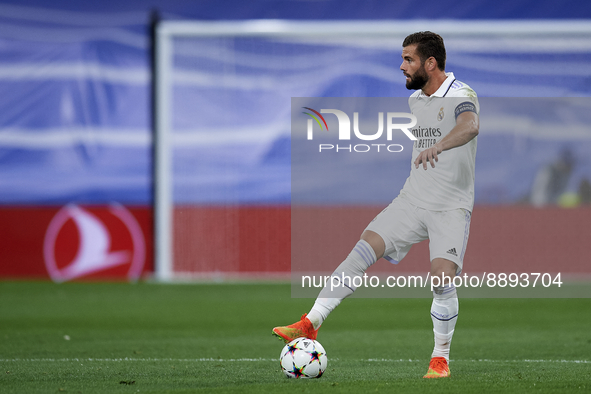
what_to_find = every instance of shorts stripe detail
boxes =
[383,255,399,264]
[459,210,471,262]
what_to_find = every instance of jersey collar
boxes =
[419,72,456,98]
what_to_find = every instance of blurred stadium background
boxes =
[0,0,590,284]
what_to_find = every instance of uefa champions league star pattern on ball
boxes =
[279,338,327,378]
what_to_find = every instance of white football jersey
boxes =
[399,72,479,212]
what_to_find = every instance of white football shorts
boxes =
[364,196,471,273]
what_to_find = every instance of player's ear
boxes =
[426,57,436,71]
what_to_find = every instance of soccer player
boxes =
[273,31,480,379]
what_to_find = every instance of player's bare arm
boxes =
[414,110,479,170]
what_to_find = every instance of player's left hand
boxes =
[415,144,443,170]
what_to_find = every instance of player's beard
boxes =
[405,63,429,90]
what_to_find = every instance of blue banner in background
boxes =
[169,33,591,206]
[0,1,590,205]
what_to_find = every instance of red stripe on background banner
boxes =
[1,205,589,279]
[0,206,153,280]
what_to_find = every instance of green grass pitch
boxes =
[1,281,590,393]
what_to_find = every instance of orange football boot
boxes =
[423,357,450,378]
[272,313,318,343]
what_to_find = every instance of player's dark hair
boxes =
[402,31,446,71]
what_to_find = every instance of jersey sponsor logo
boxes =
[410,126,442,138]
[411,125,442,149]
[43,204,145,283]
[415,139,438,149]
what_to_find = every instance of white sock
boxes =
[307,240,377,330]
[307,298,337,330]
[430,285,458,361]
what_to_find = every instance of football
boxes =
[279,337,327,378]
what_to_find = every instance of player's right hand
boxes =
[415,144,442,170]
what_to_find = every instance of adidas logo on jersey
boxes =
[446,248,457,256]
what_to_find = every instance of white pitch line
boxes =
[0,358,272,362]
[0,358,589,364]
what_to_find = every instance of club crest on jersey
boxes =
[437,107,444,121]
